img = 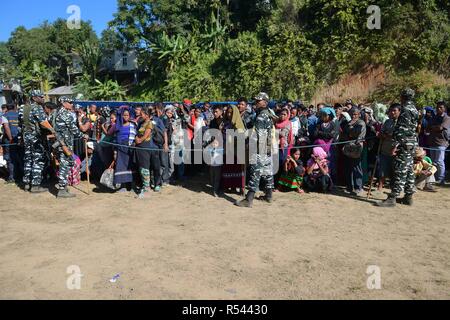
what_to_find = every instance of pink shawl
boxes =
[307,147,329,170]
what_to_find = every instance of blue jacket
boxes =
[4,111,20,141]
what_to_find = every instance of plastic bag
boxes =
[100,168,117,190]
[343,142,363,159]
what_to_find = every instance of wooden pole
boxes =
[367,141,382,200]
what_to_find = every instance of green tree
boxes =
[6,20,97,86]
[7,24,55,66]
[0,42,20,80]
[20,61,56,94]
[77,40,102,84]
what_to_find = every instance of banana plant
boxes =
[20,60,56,95]
[200,12,228,51]
[151,32,198,72]
[92,78,127,101]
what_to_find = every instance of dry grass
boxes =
[310,65,386,105]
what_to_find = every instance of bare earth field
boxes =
[1,179,449,300]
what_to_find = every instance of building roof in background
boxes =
[47,86,75,96]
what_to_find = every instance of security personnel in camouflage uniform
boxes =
[236,92,275,208]
[377,88,419,207]
[19,90,56,193]
[51,97,87,198]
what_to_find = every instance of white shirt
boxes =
[209,147,224,167]
[291,117,300,137]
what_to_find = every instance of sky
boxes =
[0,0,118,41]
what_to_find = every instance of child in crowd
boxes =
[414,147,437,192]
[278,148,305,194]
[304,147,333,193]
[208,139,224,197]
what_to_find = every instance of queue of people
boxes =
[0,89,449,204]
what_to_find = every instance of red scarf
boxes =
[275,109,294,153]
[187,115,197,141]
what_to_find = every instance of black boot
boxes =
[259,189,273,203]
[57,188,76,199]
[401,194,414,206]
[235,191,255,208]
[30,186,48,194]
[375,195,397,207]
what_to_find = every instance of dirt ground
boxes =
[0,177,449,300]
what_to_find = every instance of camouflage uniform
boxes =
[375,89,421,208]
[51,106,84,189]
[19,103,48,187]
[390,99,419,197]
[247,108,275,193]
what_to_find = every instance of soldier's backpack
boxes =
[22,104,40,134]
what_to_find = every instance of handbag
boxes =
[343,142,363,159]
[100,167,118,190]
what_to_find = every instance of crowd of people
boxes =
[0,89,449,207]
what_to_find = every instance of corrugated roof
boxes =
[47,86,75,95]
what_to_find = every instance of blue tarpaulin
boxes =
[73,100,239,109]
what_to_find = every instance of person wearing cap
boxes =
[377,88,420,207]
[18,90,56,193]
[236,92,275,208]
[49,96,88,198]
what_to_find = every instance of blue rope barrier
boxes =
[73,100,240,109]
[0,143,19,147]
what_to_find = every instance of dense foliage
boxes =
[1,0,449,104]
